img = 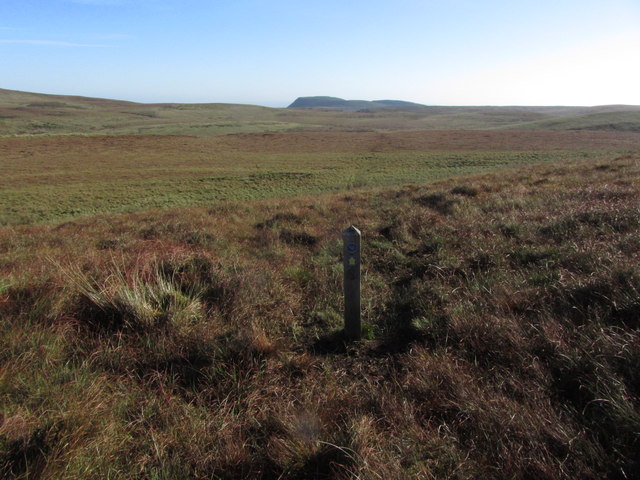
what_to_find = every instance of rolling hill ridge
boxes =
[2,88,640,135]
[287,96,428,111]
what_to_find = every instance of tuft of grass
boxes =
[550,268,640,328]
[415,192,459,215]
[539,208,639,242]
[0,278,9,296]
[278,229,318,247]
[450,184,479,196]
[62,261,205,332]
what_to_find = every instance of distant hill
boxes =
[287,96,428,111]
[2,88,640,135]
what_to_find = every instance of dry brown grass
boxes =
[1,154,639,478]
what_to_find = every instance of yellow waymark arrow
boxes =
[349,257,356,266]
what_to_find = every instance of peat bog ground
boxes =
[1,135,639,477]
[2,130,640,225]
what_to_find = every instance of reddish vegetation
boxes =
[2,129,640,158]
[213,129,640,153]
[1,153,639,478]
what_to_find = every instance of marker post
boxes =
[343,225,361,341]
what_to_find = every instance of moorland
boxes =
[1,89,639,479]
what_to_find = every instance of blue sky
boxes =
[1,0,639,106]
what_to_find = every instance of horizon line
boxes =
[1,87,639,109]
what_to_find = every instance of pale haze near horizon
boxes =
[1,0,639,107]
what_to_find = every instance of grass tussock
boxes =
[1,155,639,478]
[63,261,205,332]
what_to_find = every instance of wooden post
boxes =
[343,225,361,340]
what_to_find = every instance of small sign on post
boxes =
[343,225,361,340]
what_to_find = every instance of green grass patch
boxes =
[0,149,608,225]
